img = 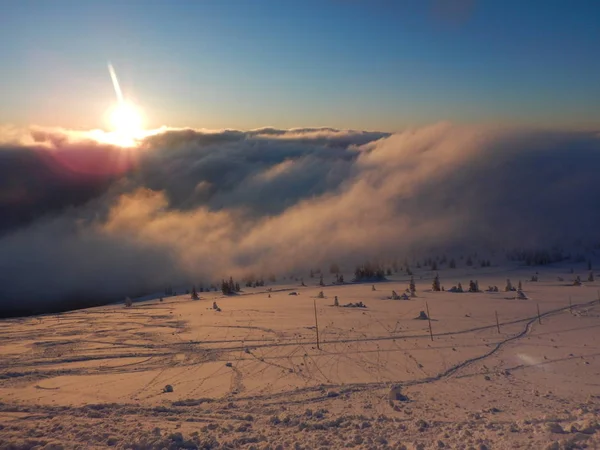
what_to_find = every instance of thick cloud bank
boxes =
[1,123,599,315]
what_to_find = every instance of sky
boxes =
[1,0,600,131]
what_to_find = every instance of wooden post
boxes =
[495,310,500,334]
[313,299,320,350]
[426,302,433,341]
[536,303,542,325]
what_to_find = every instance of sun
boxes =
[105,102,145,146]
[109,102,143,135]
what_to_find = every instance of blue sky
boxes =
[1,0,599,131]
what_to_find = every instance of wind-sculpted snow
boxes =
[0,123,599,315]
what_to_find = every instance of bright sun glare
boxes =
[105,63,145,146]
[110,102,143,135]
[105,102,145,147]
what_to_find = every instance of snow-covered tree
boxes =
[432,273,441,292]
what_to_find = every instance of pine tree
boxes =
[432,273,441,292]
[221,279,228,295]
[468,280,477,292]
[589,272,595,282]
[409,276,416,293]
[518,280,522,290]
[191,286,199,300]
[457,282,463,292]
[505,279,513,292]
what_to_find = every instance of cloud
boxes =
[0,123,599,316]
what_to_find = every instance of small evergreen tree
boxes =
[409,276,416,293]
[518,280,522,290]
[191,286,199,300]
[505,279,513,292]
[588,272,595,282]
[432,273,441,292]
[221,279,229,295]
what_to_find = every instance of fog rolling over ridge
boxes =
[1,123,599,316]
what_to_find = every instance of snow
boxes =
[0,263,599,449]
